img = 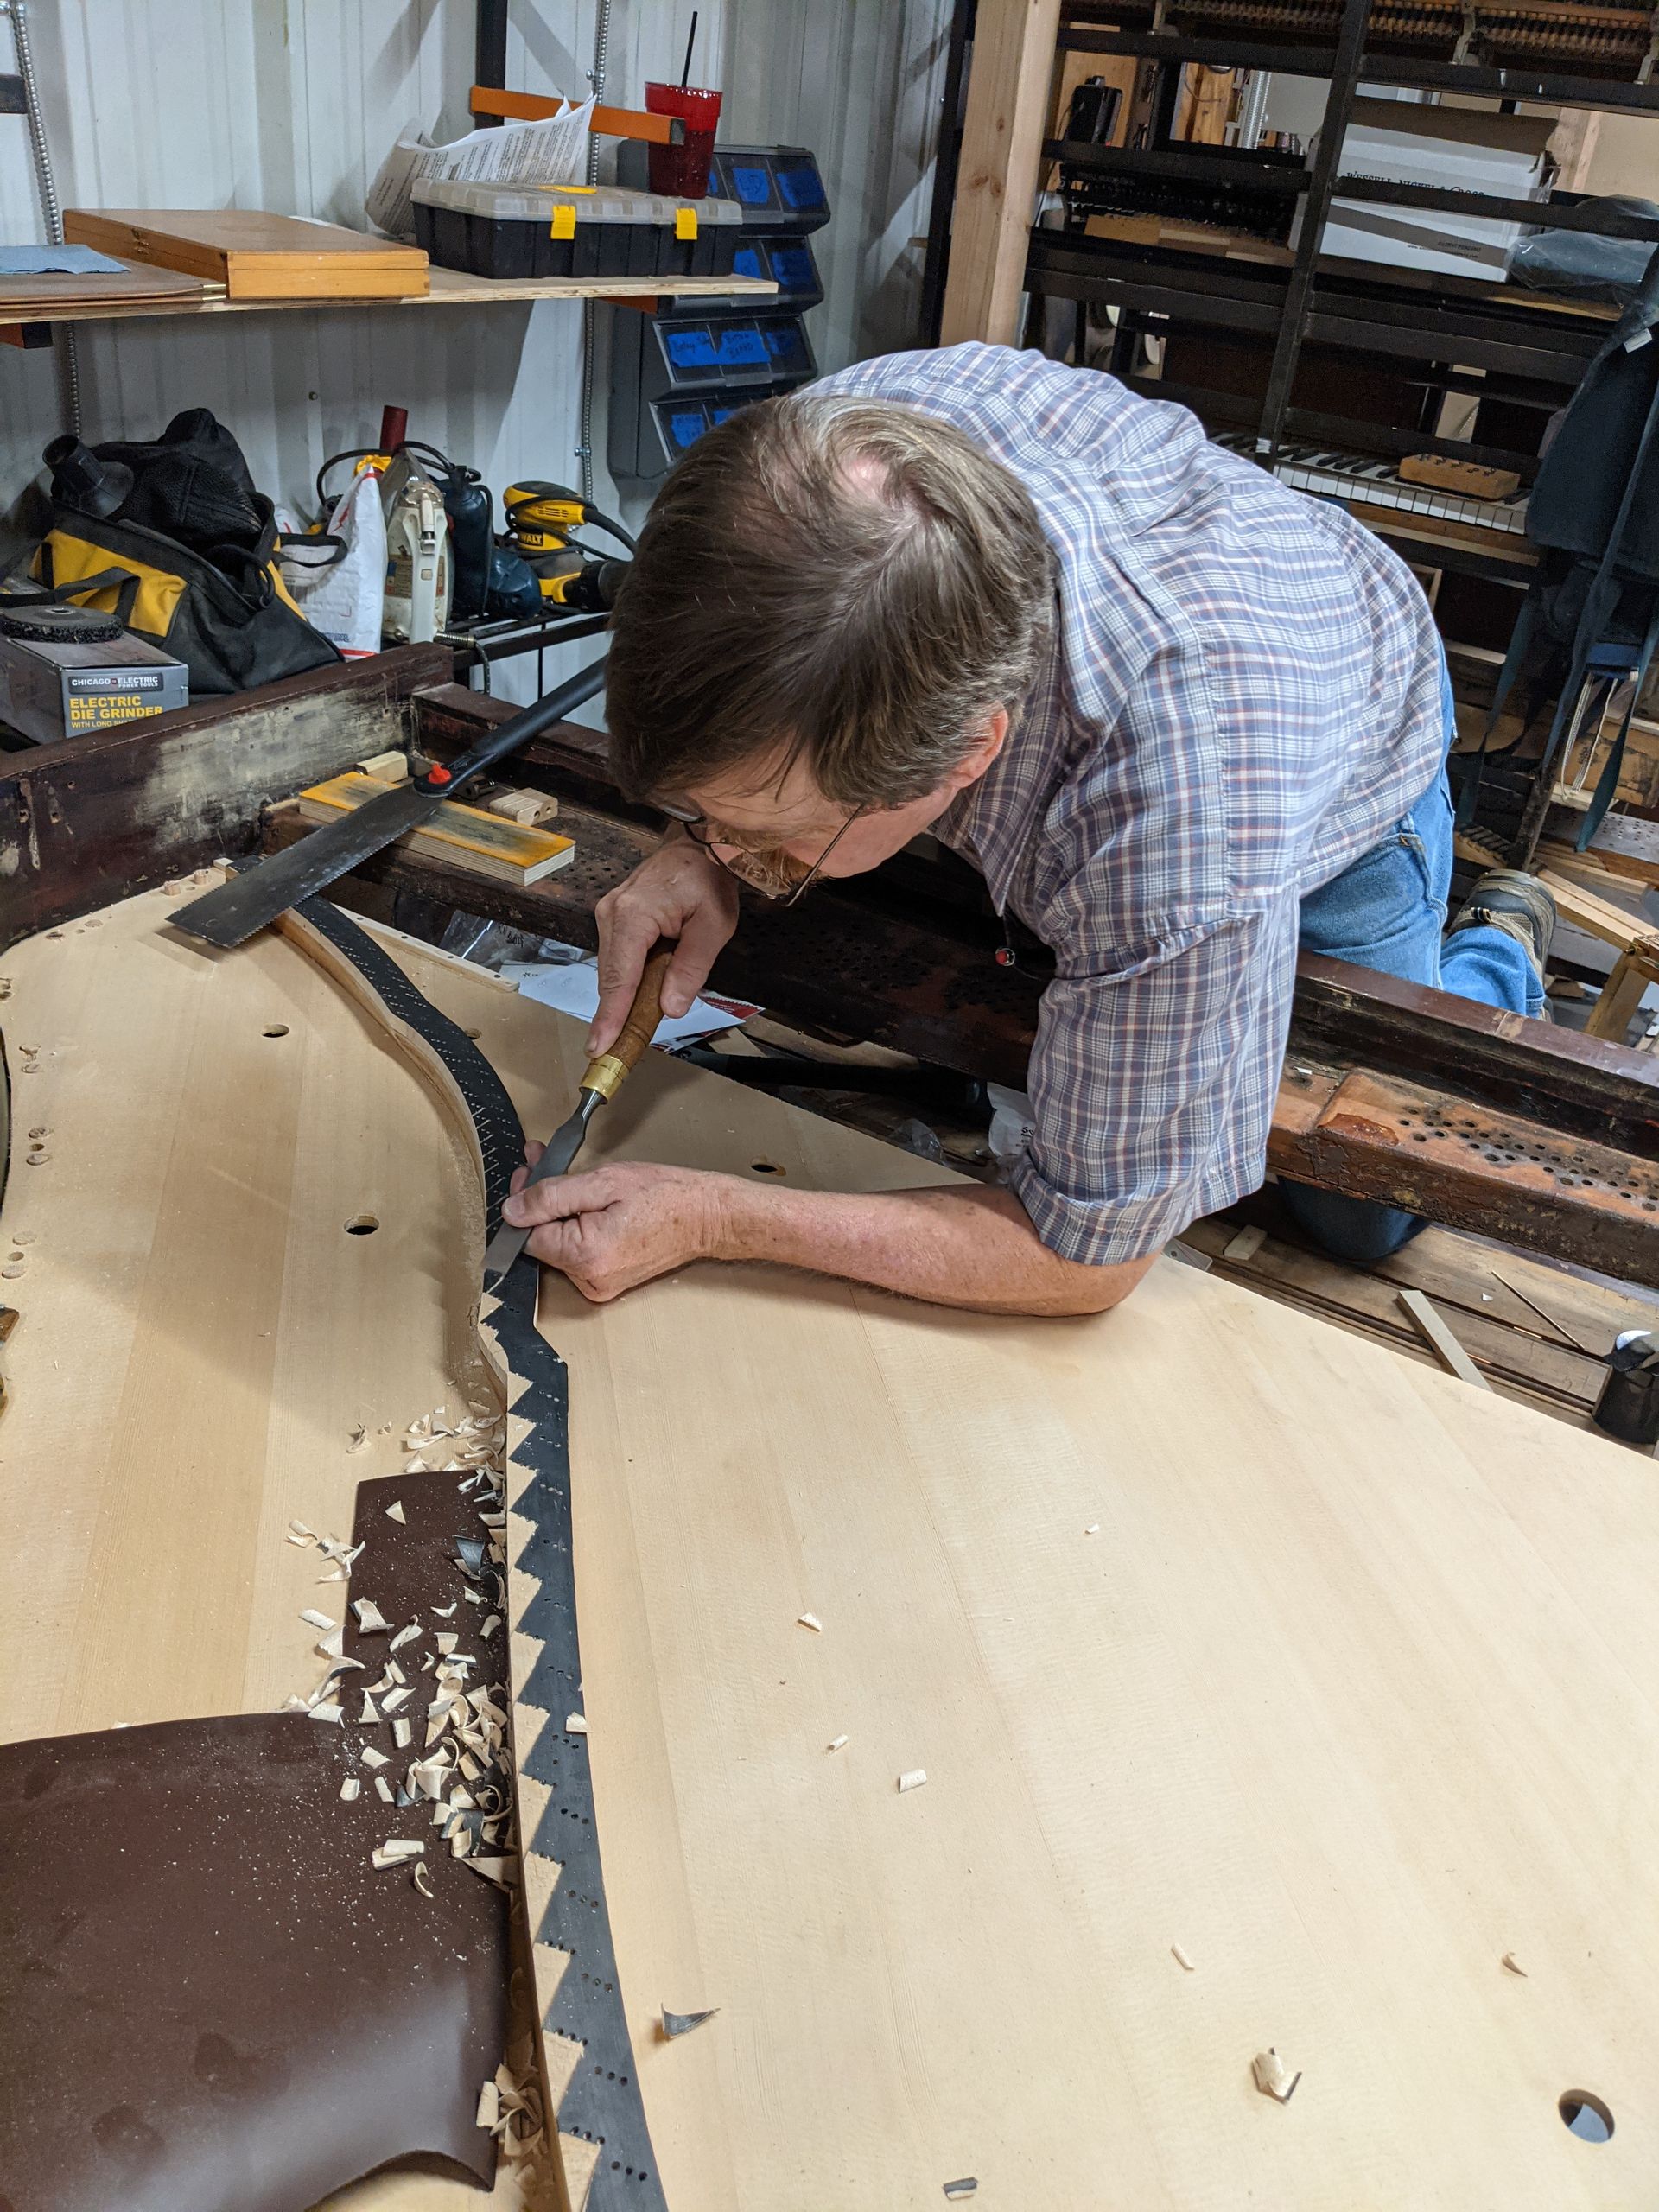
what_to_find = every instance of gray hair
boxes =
[605,389,1056,808]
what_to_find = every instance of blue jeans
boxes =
[1284,668,1544,1262]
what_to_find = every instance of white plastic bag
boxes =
[986,1082,1036,1173]
[278,469,386,658]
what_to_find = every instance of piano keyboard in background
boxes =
[1215,434,1531,537]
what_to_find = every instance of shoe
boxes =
[1447,868,1555,980]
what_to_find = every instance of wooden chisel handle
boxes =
[581,943,675,1101]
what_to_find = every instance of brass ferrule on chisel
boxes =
[581,1052,632,1103]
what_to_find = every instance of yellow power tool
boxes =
[501,480,635,608]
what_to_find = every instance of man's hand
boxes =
[589,832,740,1057]
[504,1154,729,1303]
[504,1144,1154,1318]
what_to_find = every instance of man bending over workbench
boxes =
[501,342,1554,1316]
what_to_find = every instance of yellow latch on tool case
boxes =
[550,205,577,240]
[675,207,697,240]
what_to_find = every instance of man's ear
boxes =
[946,707,1009,794]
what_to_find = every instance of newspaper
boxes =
[367,100,595,241]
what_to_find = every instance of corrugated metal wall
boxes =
[0,0,950,698]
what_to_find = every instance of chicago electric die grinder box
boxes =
[0,601,188,744]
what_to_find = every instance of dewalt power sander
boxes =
[497,480,634,615]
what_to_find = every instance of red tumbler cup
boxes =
[645,82,722,199]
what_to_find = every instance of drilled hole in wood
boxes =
[263,1024,289,1038]
[750,1160,785,1176]
[463,1027,481,1039]
[345,1215,380,1236]
[1559,2091,1613,2143]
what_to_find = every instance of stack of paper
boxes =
[367,103,595,242]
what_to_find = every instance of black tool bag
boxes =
[1459,250,1659,848]
[30,410,340,696]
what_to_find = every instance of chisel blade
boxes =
[482,1094,597,1292]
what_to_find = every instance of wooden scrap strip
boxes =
[1395,1288,1491,1390]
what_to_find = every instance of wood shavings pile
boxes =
[273,1395,531,2151]
[399,1402,507,1478]
[276,1399,519,1902]
[475,2054,548,2175]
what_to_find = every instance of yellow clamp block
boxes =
[675,207,697,241]
[550,205,577,241]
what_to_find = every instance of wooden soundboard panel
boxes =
[485,963,1659,2208]
[6,887,1659,2209]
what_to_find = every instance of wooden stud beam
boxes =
[1585,951,1658,1045]
[1542,818,1659,891]
[1396,1287,1492,1389]
[1537,862,1659,1043]
[939,0,1064,346]
[1540,865,1659,953]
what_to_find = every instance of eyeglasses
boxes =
[657,802,866,906]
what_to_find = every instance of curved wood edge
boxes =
[267,891,667,2211]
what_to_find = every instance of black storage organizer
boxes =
[609,143,830,481]
[412,180,742,283]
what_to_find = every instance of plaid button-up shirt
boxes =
[819,344,1446,1264]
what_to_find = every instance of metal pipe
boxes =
[5,0,80,432]
[575,0,613,502]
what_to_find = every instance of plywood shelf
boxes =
[0,260,776,339]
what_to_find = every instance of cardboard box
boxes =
[0,626,188,743]
[1300,99,1554,282]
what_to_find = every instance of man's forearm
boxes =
[710,1176,1154,1317]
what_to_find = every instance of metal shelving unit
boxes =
[924,0,1659,586]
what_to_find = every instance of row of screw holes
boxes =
[1402,1109,1657,1208]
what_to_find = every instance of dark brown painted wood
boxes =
[1292,956,1659,1153]
[264,798,1044,1083]
[0,645,452,952]
[1268,1064,1659,1288]
[410,678,1659,1144]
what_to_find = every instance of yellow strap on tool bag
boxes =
[267,558,303,617]
[33,529,186,643]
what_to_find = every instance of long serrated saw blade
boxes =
[169,781,450,948]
